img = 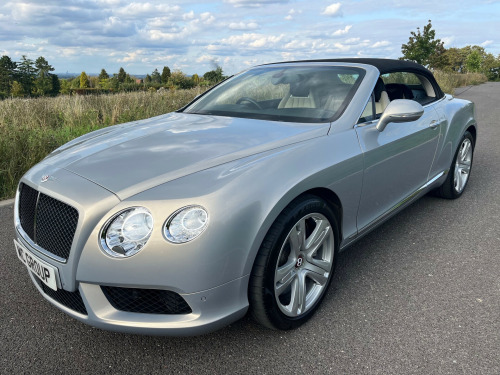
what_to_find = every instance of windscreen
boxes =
[183,65,365,123]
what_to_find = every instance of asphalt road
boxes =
[1,83,499,375]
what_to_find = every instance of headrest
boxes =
[385,83,414,100]
[289,80,310,97]
[374,78,386,101]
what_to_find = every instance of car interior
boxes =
[357,71,439,124]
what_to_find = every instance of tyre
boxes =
[435,131,474,199]
[249,195,339,330]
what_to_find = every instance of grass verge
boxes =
[433,71,488,94]
[0,89,203,199]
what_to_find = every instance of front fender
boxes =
[76,130,363,294]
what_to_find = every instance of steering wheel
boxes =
[236,97,263,109]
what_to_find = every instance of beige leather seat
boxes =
[278,81,316,108]
[361,78,390,118]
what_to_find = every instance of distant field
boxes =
[434,70,488,94]
[0,88,203,199]
[0,71,488,199]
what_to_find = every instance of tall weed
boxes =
[434,71,488,94]
[0,89,203,199]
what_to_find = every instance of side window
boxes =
[381,72,436,105]
[357,93,375,124]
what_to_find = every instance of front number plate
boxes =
[14,239,59,291]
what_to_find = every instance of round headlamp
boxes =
[100,207,153,258]
[164,206,208,243]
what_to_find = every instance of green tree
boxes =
[151,68,161,84]
[429,47,464,72]
[465,50,482,73]
[161,66,171,84]
[10,81,24,97]
[80,71,90,88]
[60,78,71,95]
[99,68,109,80]
[482,53,500,81]
[117,67,126,83]
[145,74,152,84]
[0,55,17,96]
[169,70,195,89]
[50,74,61,96]
[203,66,225,84]
[18,55,36,96]
[191,73,200,85]
[401,20,444,66]
[34,56,55,96]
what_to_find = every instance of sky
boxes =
[0,0,499,76]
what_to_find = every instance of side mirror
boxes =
[376,99,425,132]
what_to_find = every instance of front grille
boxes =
[18,183,79,260]
[101,286,192,315]
[33,276,87,315]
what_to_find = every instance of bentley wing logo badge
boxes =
[41,175,56,183]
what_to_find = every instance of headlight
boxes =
[164,206,208,243]
[100,207,154,258]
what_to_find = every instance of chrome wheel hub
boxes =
[454,138,472,193]
[274,213,334,317]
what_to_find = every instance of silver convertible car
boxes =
[14,59,476,335]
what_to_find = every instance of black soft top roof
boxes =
[265,58,444,98]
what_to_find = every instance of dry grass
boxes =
[0,89,204,199]
[433,70,488,94]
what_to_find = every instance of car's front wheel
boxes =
[249,195,339,330]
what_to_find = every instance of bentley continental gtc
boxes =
[14,59,476,335]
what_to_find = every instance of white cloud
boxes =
[196,54,219,63]
[285,8,301,20]
[481,40,493,47]
[332,25,352,36]
[441,36,455,46]
[224,0,290,8]
[214,33,284,49]
[182,11,195,20]
[200,12,216,24]
[372,40,391,48]
[345,37,360,44]
[116,3,180,18]
[229,21,259,30]
[322,3,342,17]
[333,42,350,52]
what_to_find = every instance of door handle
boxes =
[429,120,440,129]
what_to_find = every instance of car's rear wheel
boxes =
[435,131,474,199]
[249,195,339,330]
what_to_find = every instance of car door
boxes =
[354,97,441,232]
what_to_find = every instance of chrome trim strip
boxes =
[15,225,67,263]
[33,190,41,243]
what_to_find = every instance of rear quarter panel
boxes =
[430,95,476,178]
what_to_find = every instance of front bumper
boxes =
[15,164,251,335]
[25,264,249,336]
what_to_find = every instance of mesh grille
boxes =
[36,193,79,259]
[18,183,38,240]
[17,183,79,260]
[33,276,87,315]
[101,286,192,315]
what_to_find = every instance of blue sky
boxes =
[0,0,498,76]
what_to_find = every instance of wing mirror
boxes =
[376,99,425,132]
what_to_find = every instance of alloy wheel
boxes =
[274,213,334,317]
[454,138,473,193]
